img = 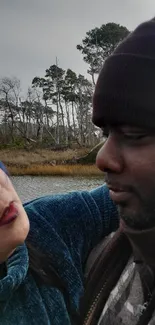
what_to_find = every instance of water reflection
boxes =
[11,176,104,203]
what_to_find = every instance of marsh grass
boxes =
[8,164,102,176]
[1,148,89,166]
[0,148,102,176]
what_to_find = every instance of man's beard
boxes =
[118,203,155,230]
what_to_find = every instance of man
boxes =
[81,18,155,325]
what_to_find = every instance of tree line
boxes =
[0,23,129,149]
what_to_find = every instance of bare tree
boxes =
[0,77,21,142]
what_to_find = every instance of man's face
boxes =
[96,125,155,229]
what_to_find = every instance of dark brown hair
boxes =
[25,241,80,323]
[26,241,65,290]
[0,241,79,323]
[0,241,65,290]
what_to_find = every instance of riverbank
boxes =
[9,164,102,176]
[0,148,102,176]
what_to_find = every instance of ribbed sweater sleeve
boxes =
[24,185,118,271]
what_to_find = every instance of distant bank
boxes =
[0,148,103,176]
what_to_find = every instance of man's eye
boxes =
[102,128,109,138]
[123,133,147,140]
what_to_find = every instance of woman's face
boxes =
[0,168,29,263]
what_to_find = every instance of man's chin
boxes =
[118,205,141,229]
[119,205,155,230]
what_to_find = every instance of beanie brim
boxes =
[93,54,155,130]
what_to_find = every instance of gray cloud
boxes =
[0,0,155,93]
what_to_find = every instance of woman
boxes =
[0,162,118,324]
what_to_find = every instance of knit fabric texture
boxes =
[0,185,118,324]
[93,18,155,129]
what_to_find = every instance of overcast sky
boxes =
[0,0,155,94]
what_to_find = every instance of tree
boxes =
[75,75,94,146]
[77,22,130,85]
[0,77,21,142]
[20,87,55,144]
[32,64,66,145]
[62,69,78,144]
[61,70,95,146]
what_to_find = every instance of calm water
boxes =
[11,176,104,203]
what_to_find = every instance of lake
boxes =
[11,176,104,203]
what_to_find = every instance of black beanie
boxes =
[93,18,155,129]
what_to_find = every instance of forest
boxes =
[0,22,129,149]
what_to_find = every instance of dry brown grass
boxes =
[8,164,102,176]
[0,148,89,167]
[0,148,102,176]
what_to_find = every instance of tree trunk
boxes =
[72,102,76,139]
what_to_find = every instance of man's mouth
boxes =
[107,184,132,204]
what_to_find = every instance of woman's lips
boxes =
[0,202,18,227]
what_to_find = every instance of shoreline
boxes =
[0,148,102,176]
[0,148,103,177]
[8,164,102,176]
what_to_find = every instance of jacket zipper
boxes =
[83,248,115,325]
[83,232,122,325]
[83,280,108,325]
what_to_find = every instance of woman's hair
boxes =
[0,241,65,290]
[0,241,79,323]
[26,241,64,289]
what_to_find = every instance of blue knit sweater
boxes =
[0,185,118,324]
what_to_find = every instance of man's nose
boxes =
[96,135,123,173]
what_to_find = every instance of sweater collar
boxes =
[0,243,29,309]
